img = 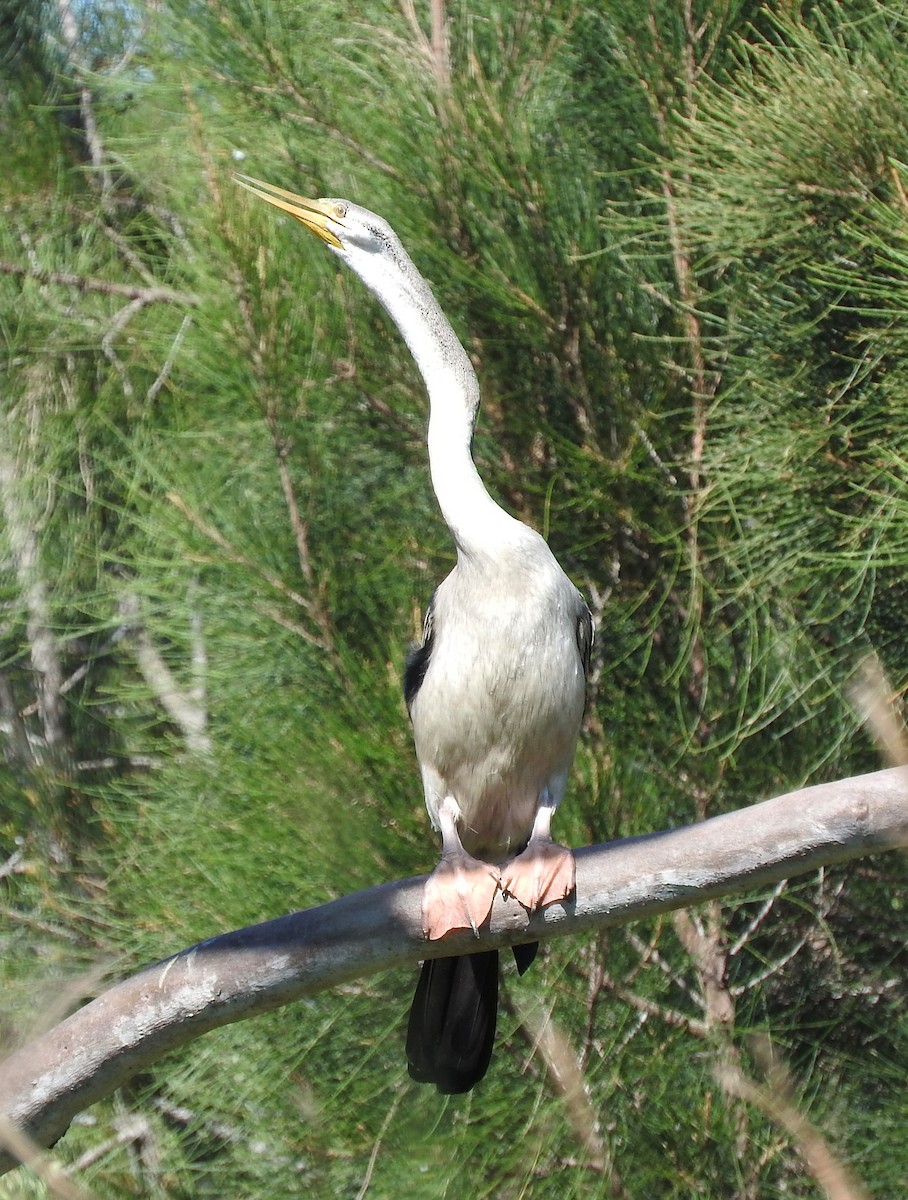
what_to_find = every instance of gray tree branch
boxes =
[0,373,67,763]
[118,593,211,755]
[0,262,200,307]
[1,766,906,1176]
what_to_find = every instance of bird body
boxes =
[237,175,591,1093]
[409,543,588,861]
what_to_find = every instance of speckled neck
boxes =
[353,236,522,557]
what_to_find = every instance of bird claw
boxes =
[423,855,501,940]
[501,839,575,913]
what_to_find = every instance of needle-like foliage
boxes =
[2,1,908,1196]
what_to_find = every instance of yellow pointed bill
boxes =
[235,174,343,249]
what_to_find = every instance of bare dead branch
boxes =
[101,297,148,361]
[0,907,81,941]
[514,997,612,1179]
[0,849,26,881]
[56,0,112,199]
[0,766,906,1176]
[851,653,908,769]
[429,0,450,95]
[18,624,132,719]
[0,1117,96,1200]
[146,313,192,404]
[165,491,336,654]
[119,593,211,755]
[100,297,146,400]
[729,874,845,998]
[673,905,736,1031]
[625,926,704,1008]
[353,1090,403,1200]
[726,878,788,959]
[0,261,200,307]
[66,1115,154,1177]
[717,1037,870,1200]
[601,973,710,1038]
[0,381,67,758]
[0,668,32,766]
[398,0,433,64]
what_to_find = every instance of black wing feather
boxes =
[577,600,593,678]
[403,593,436,711]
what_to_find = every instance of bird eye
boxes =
[332,203,347,219]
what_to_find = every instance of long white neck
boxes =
[350,243,523,557]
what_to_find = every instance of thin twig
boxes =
[727,879,789,959]
[56,0,112,199]
[354,1090,403,1200]
[601,972,710,1038]
[851,653,908,769]
[165,492,313,613]
[146,313,192,404]
[65,1116,152,1176]
[101,298,147,400]
[514,998,612,1179]
[18,625,131,718]
[0,261,199,306]
[119,593,211,755]
[0,1117,96,1200]
[0,849,26,881]
[717,1038,870,1200]
[0,383,67,756]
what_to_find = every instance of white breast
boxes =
[409,539,586,858]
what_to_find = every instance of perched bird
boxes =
[236,175,592,1093]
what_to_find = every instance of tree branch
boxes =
[0,373,68,763]
[0,262,200,307]
[118,593,212,755]
[0,767,906,1176]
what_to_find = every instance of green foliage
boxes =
[3,0,908,1196]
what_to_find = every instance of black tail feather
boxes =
[512,940,538,975]
[406,950,498,1094]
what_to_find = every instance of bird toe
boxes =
[423,855,501,939]
[501,840,575,912]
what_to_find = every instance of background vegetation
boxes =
[2,0,908,1195]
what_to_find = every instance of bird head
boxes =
[234,174,404,273]
[235,173,456,385]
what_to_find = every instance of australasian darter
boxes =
[237,175,592,1093]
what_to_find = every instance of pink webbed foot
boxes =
[501,838,575,913]
[423,853,501,940]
